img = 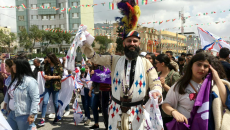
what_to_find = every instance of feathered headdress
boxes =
[113,0,141,39]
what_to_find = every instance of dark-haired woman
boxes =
[3,59,15,110]
[162,53,228,129]
[4,58,39,130]
[155,54,180,129]
[145,52,156,68]
[38,53,63,126]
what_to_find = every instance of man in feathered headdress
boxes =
[80,1,162,129]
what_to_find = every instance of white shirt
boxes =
[163,80,202,118]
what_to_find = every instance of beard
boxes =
[124,45,140,60]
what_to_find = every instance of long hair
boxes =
[5,59,15,78]
[209,55,226,79]
[146,52,156,66]
[156,54,176,71]
[47,53,60,65]
[174,52,213,94]
[9,57,35,88]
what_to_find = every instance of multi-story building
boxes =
[159,30,187,56]
[15,0,94,53]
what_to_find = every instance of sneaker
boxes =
[48,113,55,119]
[37,119,45,126]
[89,124,99,129]
[84,119,91,125]
[53,117,59,124]
[83,117,88,121]
[63,111,70,117]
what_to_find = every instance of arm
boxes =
[163,72,181,92]
[28,78,40,115]
[81,44,113,67]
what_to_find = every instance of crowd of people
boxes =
[0,32,230,130]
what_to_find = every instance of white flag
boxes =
[198,27,230,52]
[65,25,95,71]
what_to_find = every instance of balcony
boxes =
[38,9,57,15]
[161,39,177,44]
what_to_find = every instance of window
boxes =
[72,24,79,29]
[18,26,25,30]
[60,24,65,29]
[50,25,56,29]
[18,16,24,21]
[59,14,64,19]
[43,3,51,8]
[31,15,38,20]
[71,2,78,6]
[50,15,55,20]
[31,4,37,9]
[42,15,49,20]
[59,3,64,8]
[42,25,48,30]
[72,13,79,18]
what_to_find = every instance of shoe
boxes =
[48,113,55,119]
[53,117,59,124]
[84,119,91,125]
[83,117,88,121]
[63,111,70,117]
[37,119,45,126]
[89,124,99,129]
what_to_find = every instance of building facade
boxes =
[15,0,94,53]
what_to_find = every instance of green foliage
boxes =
[95,36,112,53]
[115,26,124,54]
[0,29,17,52]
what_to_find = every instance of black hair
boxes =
[174,52,225,94]
[178,57,185,61]
[219,47,230,59]
[146,52,156,65]
[181,53,186,57]
[9,57,35,89]
[156,54,176,71]
[166,51,173,56]
[196,49,204,54]
[187,53,193,57]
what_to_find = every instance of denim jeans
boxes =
[91,90,100,124]
[101,91,111,129]
[84,87,91,119]
[7,111,37,130]
[81,95,88,117]
[41,87,59,118]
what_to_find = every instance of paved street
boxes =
[1,100,106,130]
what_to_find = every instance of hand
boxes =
[152,92,162,103]
[88,90,92,97]
[209,65,220,81]
[44,75,52,80]
[160,77,165,87]
[172,110,188,124]
[27,115,35,125]
[77,89,81,93]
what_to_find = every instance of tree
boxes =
[29,25,42,52]
[55,29,72,54]
[18,28,32,51]
[42,31,58,53]
[0,29,17,52]
[95,36,112,54]
[115,26,124,54]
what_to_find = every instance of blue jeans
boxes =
[101,91,111,129]
[84,87,91,119]
[81,95,88,117]
[91,90,100,124]
[7,111,37,130]
[41,87,59,118]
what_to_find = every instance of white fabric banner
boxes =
[72,97,83,125]
[0,112,12,130]
[198,27,230,52]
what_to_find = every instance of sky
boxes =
[1,0,230,40]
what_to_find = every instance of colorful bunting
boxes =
[109,2,114,10]
[67,8,71,14]
[21,4,26,9]
[60,8,65,12]
[142,0,148,5]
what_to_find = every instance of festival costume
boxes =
[81,43,162,129]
